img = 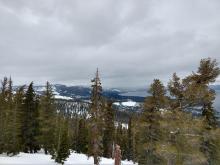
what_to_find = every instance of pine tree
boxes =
[184,58,220,126]
[115,122,123,156]
[148,79,167,110]
[5,78,23,155]
[38,82,56,155]
[138,79,166,165]
[202,103,218,129]
[183,58,220,164]
[76,118,88,154]
[127,116,133,161]
[114,122,129,160]
[168,73,184,110]
[103,101,115,158]
[121,127,129,160]
[22,82,40,153]
[88,69,104,165]
[0,77,8,153]
[53,115,70,165]
[12,86,25,154]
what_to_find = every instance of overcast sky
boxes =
[0,0,220,88]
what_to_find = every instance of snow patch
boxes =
[113,101,138,107]
[0,152,136,165]
[113,102,120,106]
[122,101,137,107]
[54,95,73,100]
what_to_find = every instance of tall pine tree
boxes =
[168,73,184,110]
[138,79,166,165]
[127,116,134,161]
[0,77,8,153]
[103,101,115,158]
[88,69,104,165]
[38,82,56,155]
[53,115,70,165]
[5,78,23,155]
[22,82,40,153]
[12,86,25,154]
[76,118,88,154]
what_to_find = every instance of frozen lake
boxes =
[214,90,220,112]
[122,89,220,113]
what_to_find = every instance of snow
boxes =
[54,95,73,100]
[113,102,120,106]
[121,101,137,107]
[111,89,121,92]
[113,101,138,107]
[0,152,136,165]
[0,152,54,165]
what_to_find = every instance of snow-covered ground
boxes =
[54,95,73,100]
[0,151,136,165]
[115,122,128,129]
[114,101,139,107]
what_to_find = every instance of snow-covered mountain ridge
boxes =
[14,84,145,104]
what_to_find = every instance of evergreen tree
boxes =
[168,73,184,110]
[121,127,129,160]
[127,116,133,161]
[103,101,115,158]
[5,78,24,155]
[54,116,70,165]
[4,77,14,155]
[130,115,140,163]
[38,82,56,155]
[138,79,166,165]
[76,118,88,154]
[22,82,40,153]
[206,128,220,165]
[184,58,219,126]
[115,122,129,160]
[159,110,206,164]
[12,86,25,154]
[183,58,220,164]
[202,102,218,129]
[0,77,8,153]
[115,122,123,149]
[148,79,167,110]
[88,69,104,165]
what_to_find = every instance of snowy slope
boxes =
[0,152,136,165]
[113,101,139,107]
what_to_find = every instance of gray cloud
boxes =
[0,0,220,88]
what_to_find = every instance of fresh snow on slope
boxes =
[121,101,137,107]
[54,95,73,100]
[0,152,136,165]
[114,101,138,107]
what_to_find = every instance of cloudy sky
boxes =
[0,0,220,88]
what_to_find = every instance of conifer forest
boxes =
[0,58,220,165]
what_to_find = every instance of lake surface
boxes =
[214,90,220,112]
[122,89,220,114]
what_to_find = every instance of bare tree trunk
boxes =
[94,156,99,165]
[114,144,121,165]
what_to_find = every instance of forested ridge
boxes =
[0,58,220,165]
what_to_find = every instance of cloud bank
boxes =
[0,0,220,88]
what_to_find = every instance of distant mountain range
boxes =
[30,84,146,102]
[14,84,220,110]
[12,84,220,120]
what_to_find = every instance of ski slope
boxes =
[0,151,136,165]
